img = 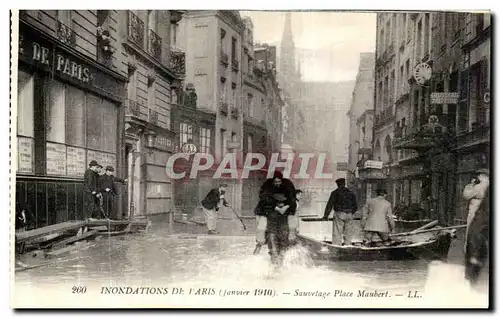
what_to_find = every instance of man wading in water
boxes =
[254,171,297,268]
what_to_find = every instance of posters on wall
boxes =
[87,150,116,170]
[67,146,86,177]
[46,142,67,175]
[18,136,33,173]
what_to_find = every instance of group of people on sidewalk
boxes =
[83,160,121,221]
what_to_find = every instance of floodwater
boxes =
[14,220,489,308]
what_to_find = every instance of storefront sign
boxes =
[30,42,92,84]
[430,92,459,104]
[66,146,86,177]
[156,136,174,152]
[19,23,126,100]
[364,160,383,169]
[401,164,424,177]
[46,142,67,175]
[336,162,348,171]
[17,136,33,173]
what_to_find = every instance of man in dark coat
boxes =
[201,184,230,234]
[99,166,118,220]
[83,160,101,220]
[256,171,297,267]
[322,178,358,245]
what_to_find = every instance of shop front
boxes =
[15,21,127,228]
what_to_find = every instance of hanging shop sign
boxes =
[364,160,383,170]
[413,63,432,85]
[181,143,197,154]
[430,92,459,104]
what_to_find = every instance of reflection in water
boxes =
[15,226,488,307]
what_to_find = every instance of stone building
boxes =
[176,11,245,213]
[374,11,491,224]
[119,10,186,219]
[16,10,129,227]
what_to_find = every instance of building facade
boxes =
[177,11,245,213]
[347,52,375,180]
[16,10,128,227]
[374,11,491,224]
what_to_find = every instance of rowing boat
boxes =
[296,229,454,261]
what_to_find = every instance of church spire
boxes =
[279,12,297,93]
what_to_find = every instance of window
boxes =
[380,29,385,52]
[200,127,211,153]
[247,134,253,153]
[221,129,227,157]
[407,16,414,43]
[400,65,404,95]
[56,10,72,26]
[127,67,137,100]
[247,93,253,117]
[424,14,430,57]
[220,77,227,103]
[416,19,422,59]
[17,71,34,173]
[180,123,193,145]
[171,22,178,49]
[231,37,237,61]
[45,80,118,177]
[148,10,157,32]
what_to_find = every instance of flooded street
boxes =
[14,220,488,308]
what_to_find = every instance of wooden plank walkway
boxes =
[15,221,86,243]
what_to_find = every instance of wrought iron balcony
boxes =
[170,50,186,76]
[230,107,239,120]
[220,50,229,66]
[231,59,239,72]
[56,21,75,46]
[219,102,229,116]
[148,29,162,61]
[125,99,143,118]
[374,108,395,128]
[394,121,455,152]
[148,109,159,125]
[455,124,490,149]
[127,11,145,49]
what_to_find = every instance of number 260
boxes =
[72,286,87,294]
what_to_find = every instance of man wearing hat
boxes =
[99,166,118,219]
[83,160,101,220]
[201,184,230,234]
[361,188,395,246]
[322,178,358,245]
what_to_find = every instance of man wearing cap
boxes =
[322,178,358,245]
[83,160,101,220]
[99,166,118,219]
[201,184,230,234]
[463,168,490,287]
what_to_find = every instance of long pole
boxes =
[228,206,247,230]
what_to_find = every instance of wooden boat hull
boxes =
[296,232,453,261]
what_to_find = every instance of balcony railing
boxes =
[219,102,229,116]
[170,50,186,76]
[394,122,455,152]
[127,11,145,49]
[148,109,159,125]
[148,29,162,61]
[220,50,229,66]
[374,108,395,128]
[125,99,143,118]
[231,59,239,71]
[230,107,239,120]
[56,21,75,46]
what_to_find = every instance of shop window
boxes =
[45,80,118,177]
[17,71,34,173]
[199,127,211,153]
